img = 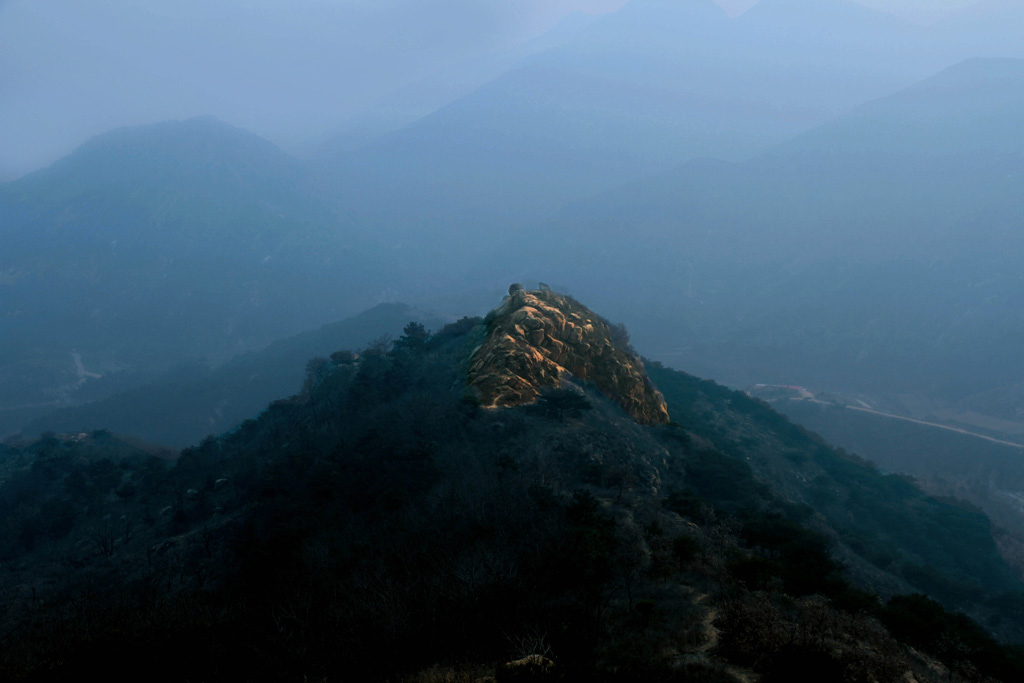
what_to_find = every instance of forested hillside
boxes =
[3,297,1024,681]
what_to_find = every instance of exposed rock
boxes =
[496,655,554,682]
[468,289,670,425]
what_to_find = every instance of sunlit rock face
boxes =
[468,286,670,425]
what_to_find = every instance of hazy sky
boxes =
[0,0,988,180]
[0,0,629,179]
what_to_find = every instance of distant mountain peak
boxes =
[468,286,670,425]
[76,115,276,152]
[739,0,918,25]
[10,116,301,193]
[50,116,286,170]
[615,0,728,21]
[923,56,1024,85]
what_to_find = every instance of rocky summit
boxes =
[467,285,670,425]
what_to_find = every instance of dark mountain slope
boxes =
[0,117,389,420]
[763,395,1024,546]
[648,363,1020,605]
[2,293,1024,681]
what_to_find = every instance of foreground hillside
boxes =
[2,292,1024,681]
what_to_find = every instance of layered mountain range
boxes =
[2,6,1024,607]
[5,0,1024,443]
[318,0,960,247]
[6,1,1024,679]
[504,57,1024,417]
[0,117,395,430]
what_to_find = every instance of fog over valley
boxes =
[5,1,1024,680]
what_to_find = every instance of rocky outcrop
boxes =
[497,655,555,682]
[468,288,670,425]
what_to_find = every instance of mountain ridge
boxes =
[3,294,1024,680]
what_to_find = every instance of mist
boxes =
[0,0,995,180]
[0,0,630,179]
[2,0,1022,427]
[7,0,1024,678]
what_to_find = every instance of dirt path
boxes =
[72,351,102,385]
[675,596,758,683]
[696,605,719,653]
[844,405,1024,450]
